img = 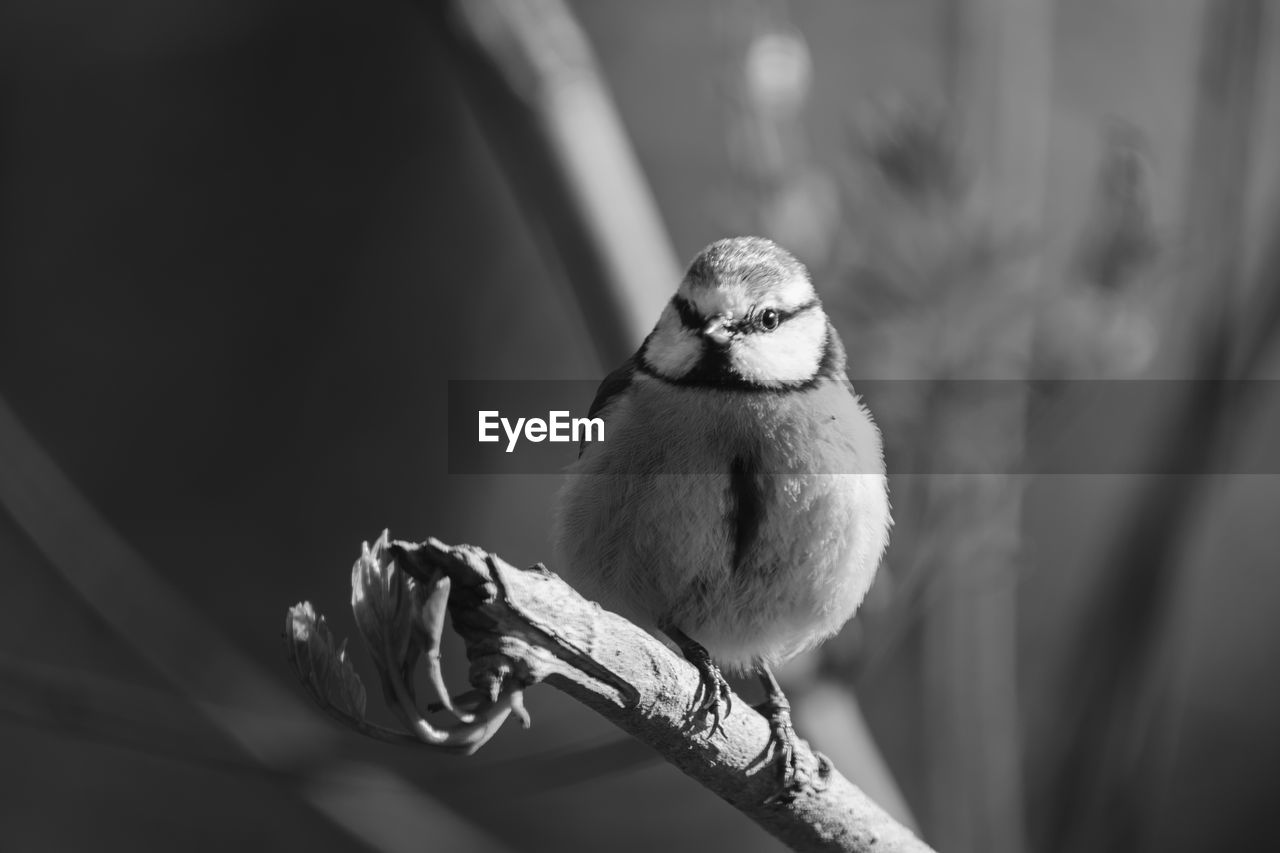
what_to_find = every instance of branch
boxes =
[285,534,934,853]
[422,0,678,366]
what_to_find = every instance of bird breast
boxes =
[553,374,890,670]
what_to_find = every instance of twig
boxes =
[286,534,934,853]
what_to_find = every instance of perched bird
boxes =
[553,236,890,794]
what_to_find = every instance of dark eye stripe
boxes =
[671,294,819,332]
[743,299,820,333]
[672,294,704,330]
[769,299,819,325]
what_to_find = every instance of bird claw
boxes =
[688,658,733,739]
[663,625,734,739]
[760,701,829,804]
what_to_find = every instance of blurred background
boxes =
[2,1,1279,851]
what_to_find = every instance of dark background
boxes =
[2,2,1279,852]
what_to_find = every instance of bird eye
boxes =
[759,308,780,331]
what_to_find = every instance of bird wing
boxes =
[580,352,640,456]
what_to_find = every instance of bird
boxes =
[552,236,890,796]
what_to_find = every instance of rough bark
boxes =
[287,535,935,853]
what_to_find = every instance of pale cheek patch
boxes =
[731,310,826,384]
[643,306,703,377]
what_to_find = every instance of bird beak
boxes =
[701,316,733,347]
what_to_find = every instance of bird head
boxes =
[641,237,837,389]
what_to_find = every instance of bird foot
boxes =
[662,625,733,738]
[760,696,831,804]
[687,651,733,739]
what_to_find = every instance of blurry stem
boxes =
[918,2,1054,852]
[419,0,679,366]
[1044,4,1267,853]
[1230,194,1280,381]
[0,396,514,853]
[0,654,310,777]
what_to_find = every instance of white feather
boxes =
[553,375,890,671]
[729,308,827,385]
[642,303,702,377]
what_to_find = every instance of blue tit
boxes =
[552,236,890,793]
